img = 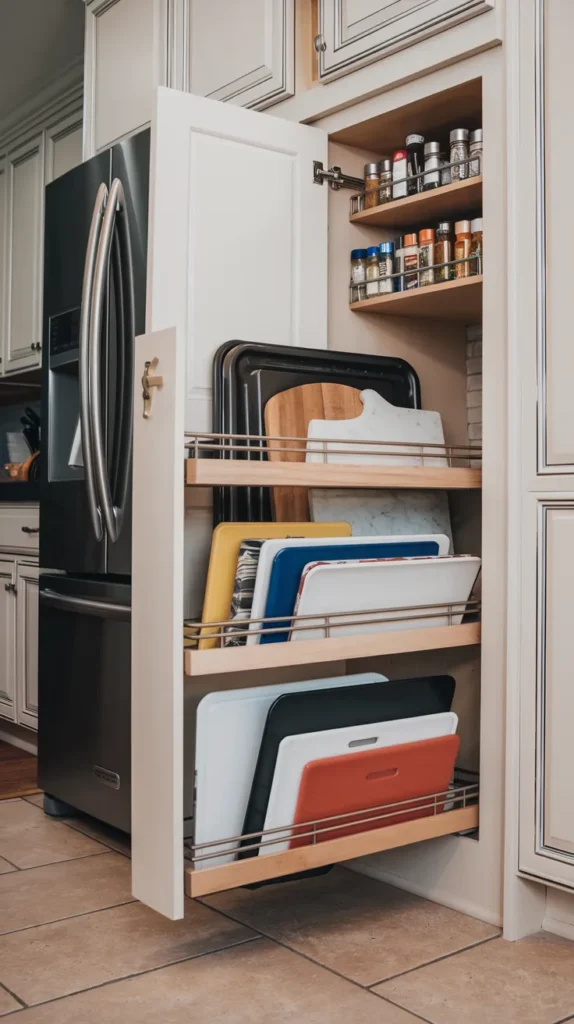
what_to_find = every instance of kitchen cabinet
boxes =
[4,132,44,373]
[0,558,17,723]
[45,110,83,184]
[315,0,495,80]
[15,563,39,731]
[189,0,294,109]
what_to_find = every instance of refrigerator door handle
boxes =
[80,182,108,543]
[109,181,135,536]
[39,588,131,621]
[89,177,129,544]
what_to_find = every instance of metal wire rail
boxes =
[349,154,482,214]
[350,254,482,301]
[185,780,479,864]
[184,598,481,647]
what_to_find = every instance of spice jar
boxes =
[350,248,367,302]
[470,217,483,275]
[454,220,472,278]
[469,129,483,177]
[418,228,435,287]
[378,158,392,204]
[423,142,442,191]
[392,149,408,199]
[378,241,394,294]
[403,232,419,290]
[394,236,405,291]
[406,134,425,195]
[366,246,380,297]
[435,221,453,281]
[450,128,469,181]
[364,162,380,209]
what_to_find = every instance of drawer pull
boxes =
[21,526,39,534]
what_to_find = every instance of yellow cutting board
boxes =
[199,521,352,650]
[264,383,364,522]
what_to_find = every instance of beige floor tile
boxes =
[0,856,16,874]
[12,939,421,1023]
[204,866,498,985]
[0,985,21,1016]
[0,898,256,1005]
[0,852,132,934]
[375,931,574,1023]
[0,799,107,869]
[23,794,44,808]
[63,816,131,857]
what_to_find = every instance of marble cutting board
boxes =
[309,488,453,548]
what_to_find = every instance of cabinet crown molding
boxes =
[0,58,83,152]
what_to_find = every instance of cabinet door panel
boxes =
[16,564,39,731]
[0,559,16,722]
[0,160,6,374]
[318,0,494,79]
[46,114,83,183]
[6,135,44,371]
[190,0,294,109]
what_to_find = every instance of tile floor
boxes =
[0,795,573,1022]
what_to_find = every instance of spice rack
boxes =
[350,175,482,231]
[350,275,482,321]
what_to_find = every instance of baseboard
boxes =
[0,721,38,755]
[543,888,574,940]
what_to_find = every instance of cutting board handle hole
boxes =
[348,736,378,748]
[366,768,399,781]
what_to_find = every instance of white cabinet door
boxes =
[84,0,169,155]
[0,158,6,375]
[189,0,294,109]
[0,558,17,722]
[15,563,39,731]
[45,111,83,183]
[133,91,328,920]
[317,0,494,79]
[5,133,44,372]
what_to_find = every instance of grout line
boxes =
[369,989,434,1024]
[367,932,501,987]
[0,849,113,875]
[0,981,27,1010]
[0,899,136,938]
[59,820,131,859]
[553,1017,574,1024]
[8,935,262,1012]
[0,854,20,871]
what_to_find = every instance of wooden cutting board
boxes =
[264,383,363,521]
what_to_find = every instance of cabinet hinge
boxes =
[313,161,364,192]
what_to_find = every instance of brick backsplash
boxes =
[466,323,482,467]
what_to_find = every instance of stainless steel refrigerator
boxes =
[38,129,150,831]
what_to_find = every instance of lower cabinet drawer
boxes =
[0,506,39,553]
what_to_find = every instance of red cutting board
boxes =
[290,734,460,849]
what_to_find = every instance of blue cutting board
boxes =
[260,539,442,644]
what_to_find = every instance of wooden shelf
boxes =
[185,802,479,897]
[185,459,481,490]
[350,275,482,321]
[350,176,482,231]
[184,621,481,678]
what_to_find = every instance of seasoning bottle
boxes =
[403,232,419,290]
[364,162,380,209]
[378,241,394,294]
[350,249,367,302]
[450,129,469,181]
[394,235,405,291]
[454,220,471,278]
[366,246,380,297]
[423,142,442,190]
[392,149,408,200]
[435,221,453,281]
[469,129,483,177]
[418,228,435,287]
[406,134,425,195]
[378,158,392,204]
[470,217,483,275]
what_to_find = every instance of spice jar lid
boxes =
[454,220,471,234]
[404,233,418,246]
[424,141,441,155]
[393,149,407,160]
[406,134,424,145]
[350,249,368,259]
[378,241,394,255]
[367,246,379,257]
[419,228,435,243]
[471,218,483,232]
[364,162,379,175]
[436,221,452,233]
[470,129,483,143]
[378,158,392,172]
[450,128,469,143]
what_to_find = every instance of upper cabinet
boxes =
[189,0,294,109]
[4,132,44,373]
[45,111,83,184]
[316,0,495,80]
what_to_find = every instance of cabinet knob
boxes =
[314,33,327,52]
[21,526,39,534]
[4,582,16,593]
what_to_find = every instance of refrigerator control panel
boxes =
[49,307,80,358]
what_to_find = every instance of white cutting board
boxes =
[246,532,450,646]
[290,555,481,642]
[310,488,453,549]
[306,390,448,468]
[194,672,386,869]
[260,711,458,856]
